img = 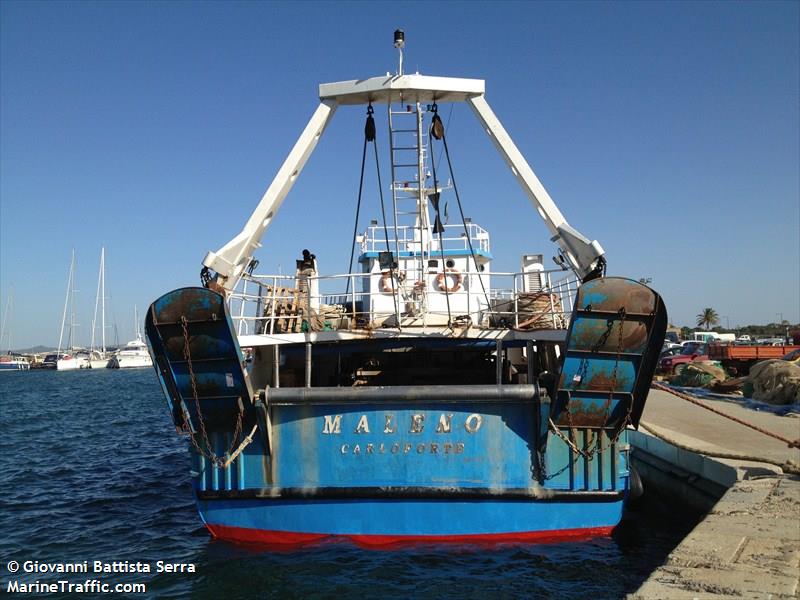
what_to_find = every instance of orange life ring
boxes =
[380,270,405,293]
[435,268,463,293]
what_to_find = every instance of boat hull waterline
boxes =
[198,499,620,548]
[0,359,30,371]
[147,278,666,548]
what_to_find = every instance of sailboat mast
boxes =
[58,250,75,354]
[101,248,106,353]
[91,252,99,352]
[0,289,12,353]
[69,257,77,350]
[91,247,107,354]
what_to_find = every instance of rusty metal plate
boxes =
[568,317,649,354]
[576,278,656,315]
[151,287,225,324]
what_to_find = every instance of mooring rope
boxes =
[638,421,800,476]
[651,382,800,449]
[645,382,800,475]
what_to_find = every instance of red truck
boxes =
[708,343,800,375]
[658,341,708,374]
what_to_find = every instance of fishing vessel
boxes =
[146,32,666,547]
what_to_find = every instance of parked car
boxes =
[658,342,709,375]
[756,338,785,345]
[659,346,684,361]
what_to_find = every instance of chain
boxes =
[549,307,629,462]
[605,307,631,447]
[181,316,244,468]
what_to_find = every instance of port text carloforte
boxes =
[321,412,483,455]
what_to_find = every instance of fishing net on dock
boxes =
[670,361,727,388]
[744,360,800,406]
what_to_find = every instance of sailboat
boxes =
[89,248,112,369]
[0,289,31,371]
[108,306,153,369]
[56,250,90,370]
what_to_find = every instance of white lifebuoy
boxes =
[435,268,463,293]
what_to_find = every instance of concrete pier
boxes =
[629,387,800,599]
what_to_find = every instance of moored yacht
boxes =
[0,354,31,371]
[109,334,153,369]
[56,350,91,370]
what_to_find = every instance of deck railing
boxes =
[360,223,491,255]
[227,268,580,337]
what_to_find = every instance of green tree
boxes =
[696,308,719,330]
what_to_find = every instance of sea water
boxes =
[0,369,699,598]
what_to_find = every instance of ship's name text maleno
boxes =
[321,412,483,456]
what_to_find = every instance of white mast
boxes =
[91,247,106,354]
[57,250,75,355]
[0,288,12,353]
[69,258,78,349]
[101,251,106,352]
[394,29,404,77]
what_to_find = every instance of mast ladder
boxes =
[388,102,429,313]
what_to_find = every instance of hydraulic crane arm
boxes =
[202,100,338,290]
[467,95,605,281]
[202,73,606,290]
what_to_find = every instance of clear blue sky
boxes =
[1,1,798,349]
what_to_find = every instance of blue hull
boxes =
[197,497,623,547]
[146,278,666,547]
[0,362,29,371]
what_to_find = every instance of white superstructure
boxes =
[190,35,600,363]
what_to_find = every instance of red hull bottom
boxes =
[206,523,616,550]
